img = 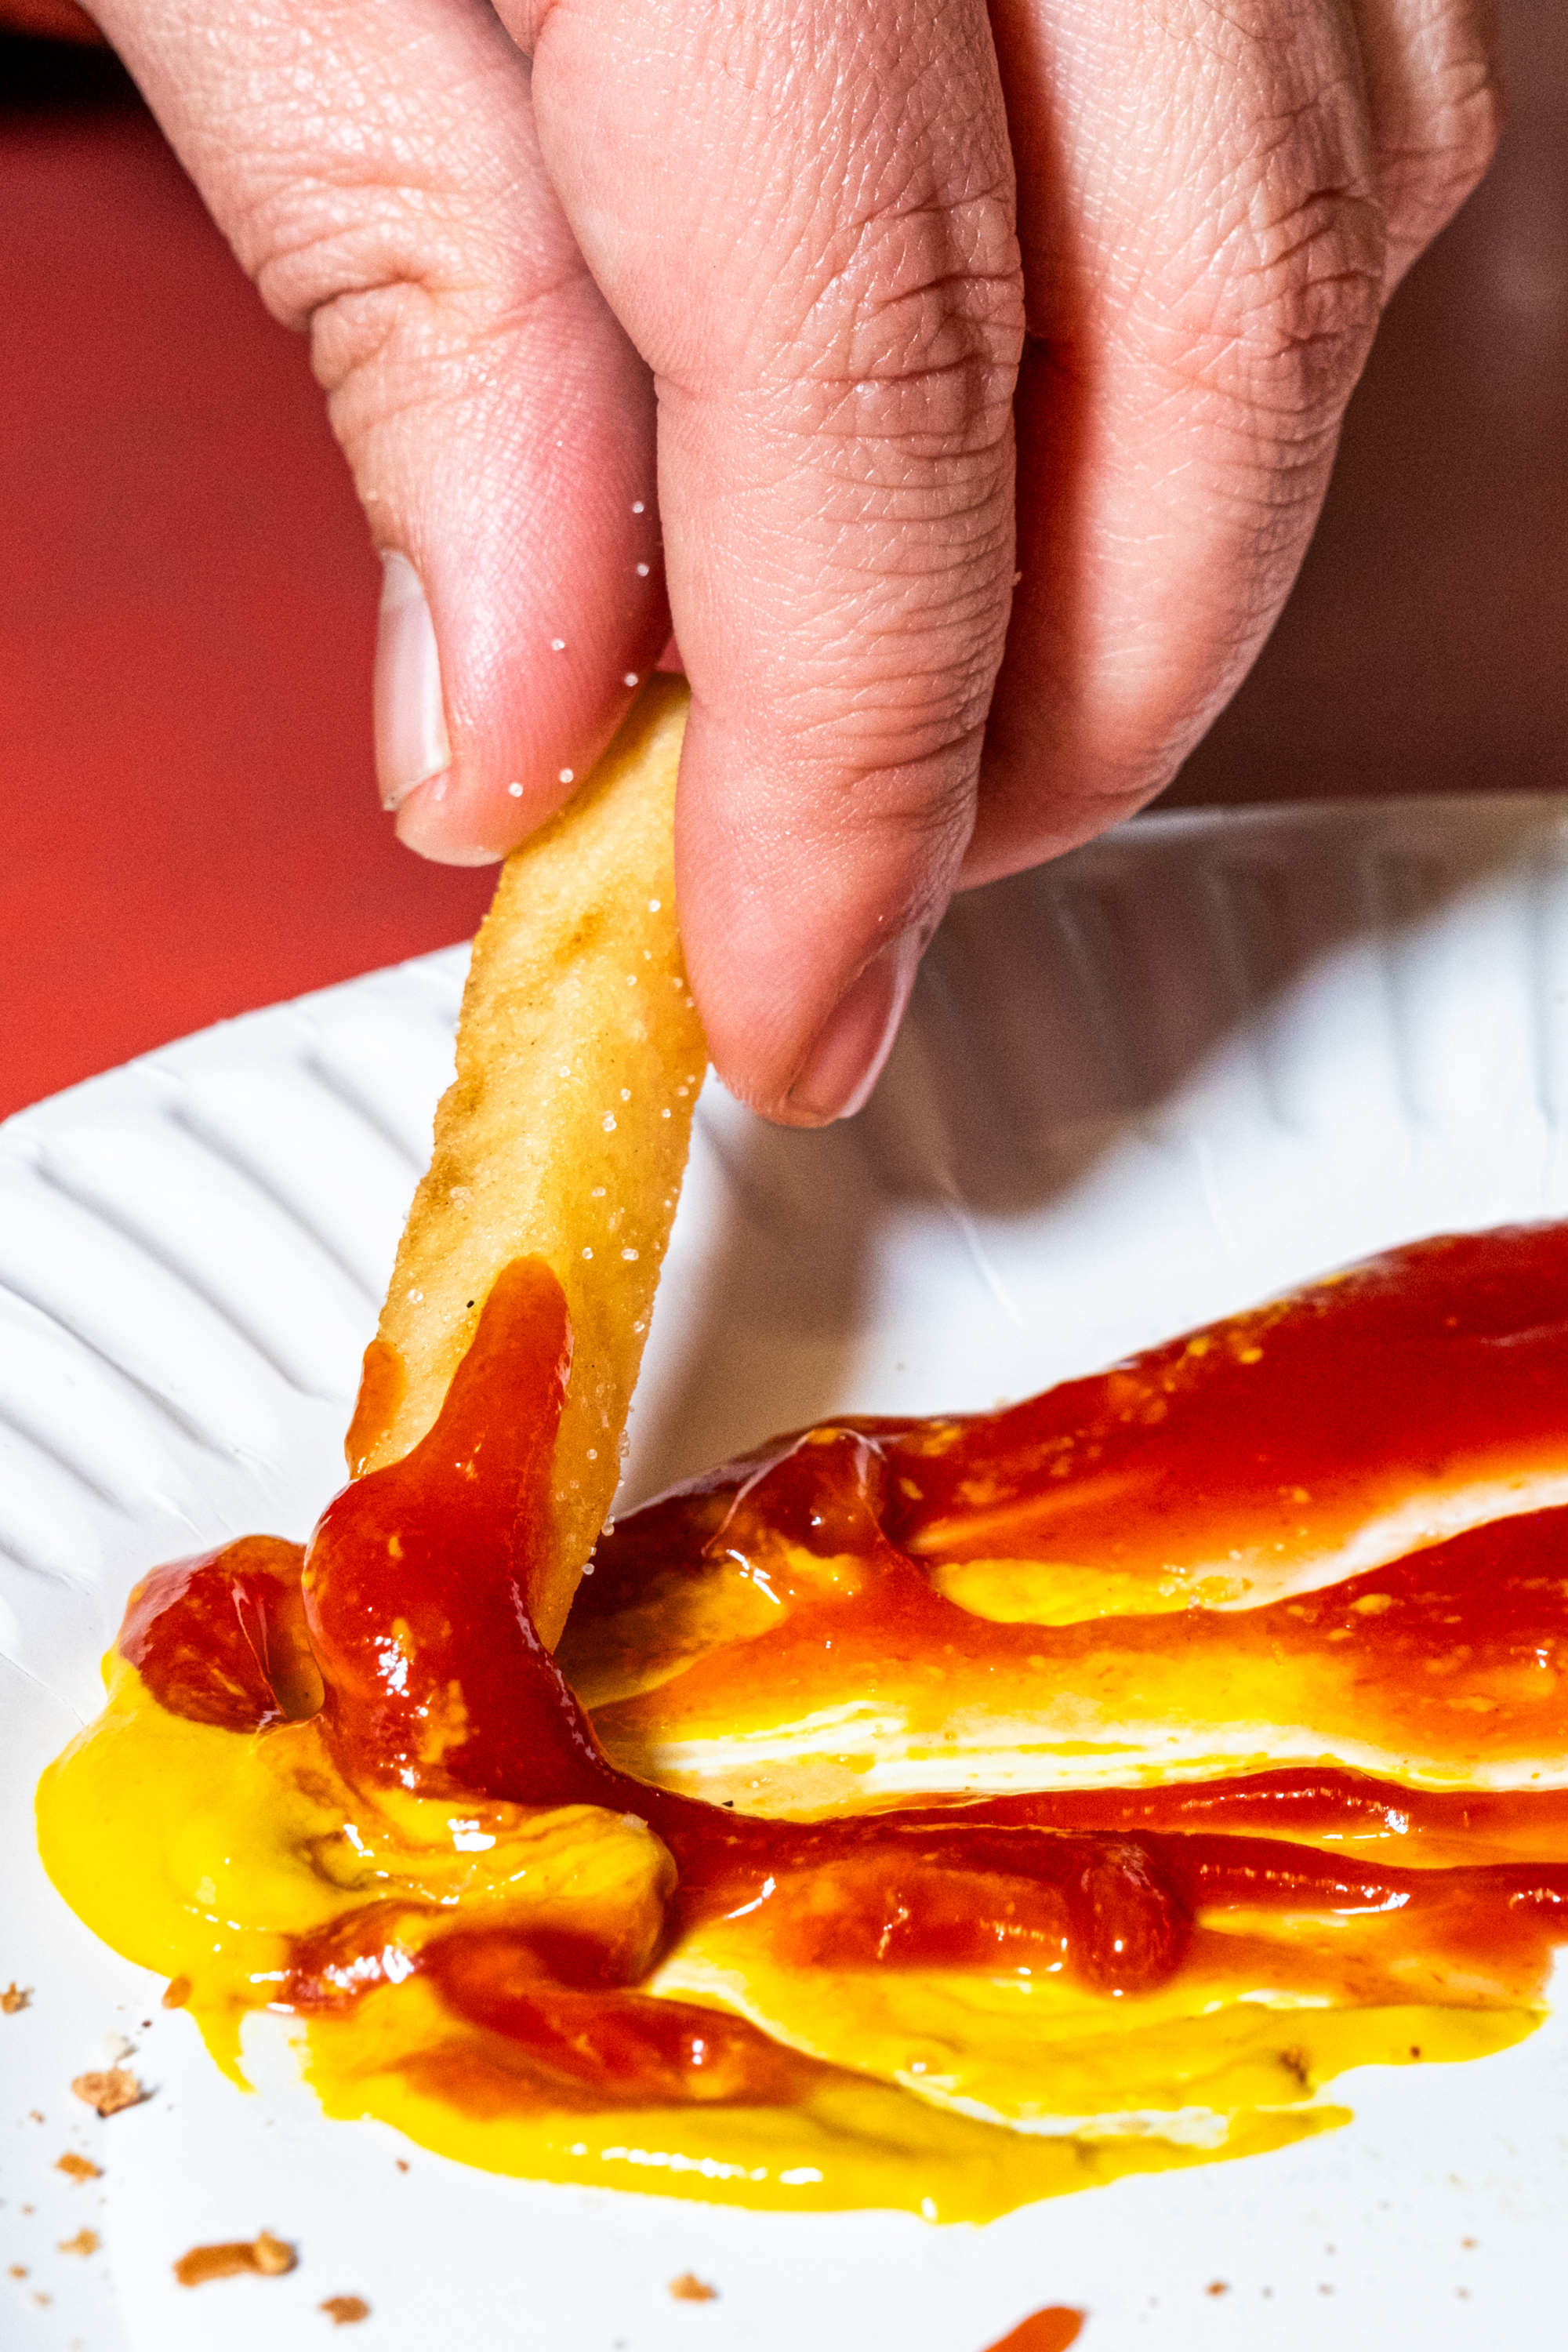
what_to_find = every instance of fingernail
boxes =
[374,551,451,809]
[787,927,924,1123]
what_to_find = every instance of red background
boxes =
[2,16,1565,1120]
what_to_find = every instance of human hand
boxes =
[91,0,1499,1121]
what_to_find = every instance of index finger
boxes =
[497,0,1025,1122]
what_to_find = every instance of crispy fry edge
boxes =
[353,677,706,1647]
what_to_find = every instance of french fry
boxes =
[347,677,706,1648]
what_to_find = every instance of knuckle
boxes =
[1375,40,1504,256]
[1143,126,1385,444]
[754,183,1026,463]
[242,181,487,395]
[693,181,1025,801]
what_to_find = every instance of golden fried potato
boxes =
[348,677,706,1646]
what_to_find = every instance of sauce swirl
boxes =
[46,1229,1568,2214]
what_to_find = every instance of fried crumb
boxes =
[162,1976,191,2010]
[1278,2045,1310,2087]
[321,2295,371,2325]
[1206,2281,1229,2297]
[57,2231,99,2258]
[395,2160,408,2173]
[29,2111,43,2123]
[9,2266,26,2280]
[1,1984,31,2015]
[670,2272,718,2302]
[55,2154,102,2184]
[71,2069,145,2118]
[173,2231,297,2286]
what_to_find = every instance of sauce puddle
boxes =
[38,1234,1568,2217]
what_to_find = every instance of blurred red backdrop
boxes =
[1,14,1565,1118]
[0,38,494,1119]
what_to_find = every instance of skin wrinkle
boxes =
[87,0,1501,1119]
[971,0,1403,905]
[308,249,603,404]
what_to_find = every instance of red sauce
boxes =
[579,1488,1568,1795]
[120,1236,1568,2114]
[887,1225,1568,1581]
[576,1226,1568,1604]
[981,2312,1084,2352]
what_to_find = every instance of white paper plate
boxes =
[7,796,1568,2352]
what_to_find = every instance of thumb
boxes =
[506,0,1025,1121]
[96,0,673,862]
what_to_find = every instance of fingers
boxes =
[968,0,1385,880]
[1348,0,1502,289]
[499,0,1024,1120]
[93,0,670,863]
[967,0,1500,889]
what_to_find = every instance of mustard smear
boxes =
[37,1654,1535,2220]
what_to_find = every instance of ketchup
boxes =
[121,1240,1568,2114]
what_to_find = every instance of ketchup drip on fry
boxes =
[118,1240,1568,2111]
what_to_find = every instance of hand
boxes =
[93,0,1499,1120]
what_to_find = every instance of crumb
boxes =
[57,2230,99,2258]
[173,2231,297,2287]
[670,2272,717,2302]
[29,2111,43,2123]
[71,2069,145,2118]
[2,1984,31,2015]
[321,2295,371,2325]
[32,2291,50,2307]
[162,1976,191,2010]
[1205,2281,1229,2297]
[395,2160,408,2174]
[55,2155,102,2184]
[1319,2284,1334,2296]
[1462,2238,1478,2249]
[1278,2045,1310,2087]
[9,2266,26,2279]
